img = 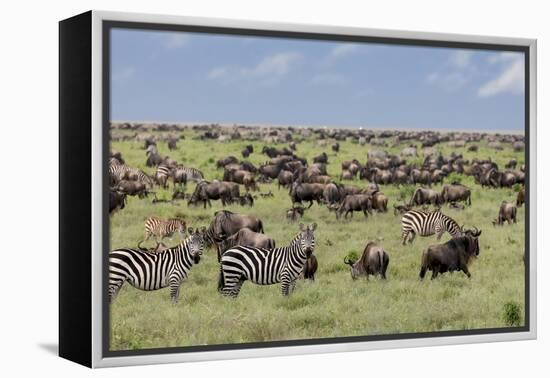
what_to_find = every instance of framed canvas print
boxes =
[59,10,537,368]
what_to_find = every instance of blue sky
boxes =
[111,28,525,131]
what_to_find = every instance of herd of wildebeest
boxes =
[108,122,526,301]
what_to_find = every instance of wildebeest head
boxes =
[343,256,362,280]
[462,227,482,256]
[186,227,206,263]
[298,223,317,257]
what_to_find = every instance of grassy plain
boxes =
[109,129,525,350]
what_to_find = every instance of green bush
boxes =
[502,301,522,327]
[446,172,463,184]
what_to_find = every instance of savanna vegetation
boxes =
[109,127,525,351]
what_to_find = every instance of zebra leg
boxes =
[169,276,182,302]
[289,279,297,294]
[408,232,416,244]
[108,280,124,303]
[401,231,408,245]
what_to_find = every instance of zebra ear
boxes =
[200,226,207,234]
[299,223,305,231]
[188,227,194,234]
[310,223,317,231]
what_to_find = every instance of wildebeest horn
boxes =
[344,257,355,266]
[472,226,481,236]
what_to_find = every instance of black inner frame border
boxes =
[102,19,531,358]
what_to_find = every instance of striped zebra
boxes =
[109,228,205,303]
[218,223,317,297]
[109,163,152,188]
[177,166,204,183]
[155,164,172,188]
[138,216,187,248]
[401,209,462,245]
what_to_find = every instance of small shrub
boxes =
[502,301,522,327]
[345,250,359,262]
[512,183,522,193]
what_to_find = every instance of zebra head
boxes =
[186,227,206,264]
[297,223,317,257]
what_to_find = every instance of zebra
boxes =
[218,223,317,297]
[109,228,205,303]
[401,209,462,245]
[178,166,204,183]
[155,164,172,188]
[109,162,130,184]
[138,216,187,248]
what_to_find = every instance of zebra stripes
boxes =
[177,166,204,183]
[401,209,462,245]
[218,223,317,297]
[109,229,205,302]
[109,162,152,187]
[140,216,186,247]
[155,165,204,188]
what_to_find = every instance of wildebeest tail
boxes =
[217,265,225,292]
[410,188,421,206]
[258,219,264,233]
[419,250,429,279]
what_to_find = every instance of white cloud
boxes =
[478,58,524,98]
[487,52,521,64]
[112,67,136,82]
[207,67,228,80]
[449,50,474,68]
[330,43,361,58]
[241,52,302,77]
[426,71,468,92]
[311,73,346,86]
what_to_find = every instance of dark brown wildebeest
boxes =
[259,163,283,180]
[340,169,355,180]
[109,190,127,215]
[167,137,177,150]
[336,194,372,219]
[410,187,442,207]
[306,175,332,185]
[410,169,432,186]
[241,148,250,158]
[113,180,149,198]
[492,201,517,226]
[393,203,412,216]
[332,143,340,153]
[236,193,254,207]
[216,156,239,168]
[313,152,328,164]
[516,186,525,207]
[344,242,389,280]
[505,159,517,169]
[216,227,275,261]
[206,210,264,247]
[302,255,318,281]
[419,228,482,280]
[323,182,342,205]
[188,180,238,208]
[467,145,479,152]
[441,183,471,206]
[290,182,325,208]
[286,206,305,222]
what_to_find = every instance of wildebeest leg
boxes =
[431,266,439,280]
[419,266,427,280]
[460,264,471,278]
[308,200,314,209]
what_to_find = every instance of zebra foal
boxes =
[139,216,187,248]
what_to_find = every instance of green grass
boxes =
[109,130,526,350]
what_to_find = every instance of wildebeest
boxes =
[332,143,340,153]
[113,180,149,198]
[393,203,412,216]
[336,194,372,219]
[410,188,442,207]
[286,206,305,222]
[505,159,517,169]
[216,156,239,168]
[206,210,264,246]
[188,180,238,208]
[441,183,471,206]
[302,255,318,280]
[109,190,127,215]
[313,152,328,164]
[419,228,482,279]
[516,186,525,207]
[290,182,325,208]
[493,201,517,226]
[323,182,342,205]
[370,191,388,212]
[216,227,275,261]
[344,242,389,280]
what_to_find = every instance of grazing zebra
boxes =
[218,223,317,297]
[401,209,462,245]
[109,162,130,184]
[109,228,205,303]
[138,216,187,248]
